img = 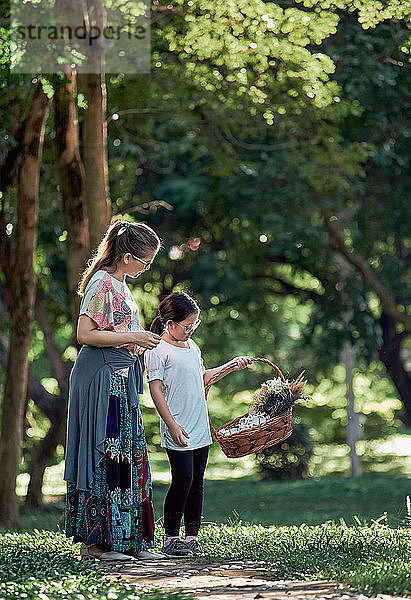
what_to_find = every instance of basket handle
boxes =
[205,357,285,438]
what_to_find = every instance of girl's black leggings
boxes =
[164,445,210,537]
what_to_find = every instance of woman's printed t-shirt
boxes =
[79,270,142,369]
[144,339,212,451]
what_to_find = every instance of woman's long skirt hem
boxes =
[65,371,155,555]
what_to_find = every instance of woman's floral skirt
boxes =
[65,372,155,555]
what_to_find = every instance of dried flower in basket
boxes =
[249,371,307,418]
[218,371,307,438]
[219,413,271,437]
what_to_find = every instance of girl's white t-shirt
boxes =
[144,339,212,451]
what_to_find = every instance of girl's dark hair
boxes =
[150,292,200,335]
[78,220,161,296]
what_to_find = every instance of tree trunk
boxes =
[35,296,70,397]
[0,344,65,429]
[23,1,92,509]
[0,83,49,528]
[25,297,71,507]
[323,209,411,335]
[55,69,90,324]
[25,65,91,507]
[78,71,111,249]
[342,340,361,478]
[78,0,111,251]
[0,114,25,192]
[0,212,14,310]
[379,312,411,426]
[339,256,361,478]
[25,411,66,508]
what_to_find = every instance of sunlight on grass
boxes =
[17,443,256,496]
[199,522,411,597]
[310,434,411,478]
[17,463,66,497]
[1,525,409,597]
[16,433,411,498]
[0,531,190,600]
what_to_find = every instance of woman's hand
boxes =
[130,330,162,350]
[230,356,253,370]
[168,422,190,447]
[77,315,162,349]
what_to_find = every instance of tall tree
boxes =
[78,71,111,249]
[0,82,50,527]
[55,69,90,324]
[26,68,91,507]
[78,0,111,250]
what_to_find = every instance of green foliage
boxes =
[111,13,410,390]
[0,530,192,600]
[296,0,411,31]
[310,436,411,478]
[199,521,411,596]
[164,0,342,109]
[297,363,404,444]
[254,421,314,479]
[1,0,410,497]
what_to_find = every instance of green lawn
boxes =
[198,522,411,597]
[8,439,411,599]
[1,523,410,598]
[16,434,411,497]
[0,530,191,600]
[201,475,411,527]
[17,474,410,531]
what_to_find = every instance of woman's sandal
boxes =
[80,543,133,562]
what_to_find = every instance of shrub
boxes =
[254,421,313,479]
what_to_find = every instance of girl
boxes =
[64,219,165,561]
[144,292,252,557]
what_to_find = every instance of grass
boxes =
[9,474,410,597]
[16,433,411,496]
[198,522,411,597]
[16,475,411,531]
[0,524,410,598]
[183,475,411,527]
[0,530,192,600]
[8,434,411,598]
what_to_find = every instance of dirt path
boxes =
[98,558,409,600]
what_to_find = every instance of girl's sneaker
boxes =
[185,539,202,556]
[161,538,193,557]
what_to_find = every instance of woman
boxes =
[64,219,163,561]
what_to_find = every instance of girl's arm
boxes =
[148,380,190,447]
[203,356,253,387]
[77,314,161,349]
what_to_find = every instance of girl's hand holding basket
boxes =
[206,357,307,458]
[228,356,253,370]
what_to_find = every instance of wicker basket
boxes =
[205,357,293,459]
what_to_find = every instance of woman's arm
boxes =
[148,380,189,447]
[203,356,253,387]
[77,314,161,349]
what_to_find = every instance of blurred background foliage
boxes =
[0,0,410,502]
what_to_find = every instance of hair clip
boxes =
[117,221,132,236]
